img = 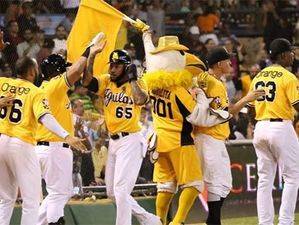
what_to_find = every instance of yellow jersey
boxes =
[195,72,230,140]
[249,64,299,120]
[95,74,144,134]
[149,86,196,152]
[0,77,50,144]
[36,73,74,142]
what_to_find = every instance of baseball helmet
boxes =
[40,54,71,79]
[109,49,131,64]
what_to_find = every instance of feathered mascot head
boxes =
[142,32,206,90]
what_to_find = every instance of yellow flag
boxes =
[67,0,124,74]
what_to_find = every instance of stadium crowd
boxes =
[0,0,298,189]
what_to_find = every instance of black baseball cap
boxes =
[206,47,232,67]
[269,38,295,59]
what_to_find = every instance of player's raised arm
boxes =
[126,64,148,105]
[66,33,106,86]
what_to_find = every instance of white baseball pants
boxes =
[105,132,153,225]
[0,134,41,225]
[194,133,232,199]
[35,143,73,225]
[253,120,299,225]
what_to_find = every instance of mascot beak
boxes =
[185,53,207,76]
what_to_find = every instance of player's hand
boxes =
[0,95,14,108]
[132,19,150,33]
[89,32,107,55]
[244,90,265,102]
[126,64,138,82]
[65,135,87,153]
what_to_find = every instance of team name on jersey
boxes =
[1,82,30,95]
[255,70,283,79]
[104,89,133,106]
[152,89,171,99]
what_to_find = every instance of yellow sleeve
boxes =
[95,74,110,97]
[209,81,229,110]
[32,90,51,121]
[45,72,71,94]
[175,87,196,114]
[284,74,299,106]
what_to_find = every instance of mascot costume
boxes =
[132,20,231,225]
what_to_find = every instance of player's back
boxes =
[36,73,74,142]
[0,77,49,144]
[149,86,195,152]
[250,64,299,120]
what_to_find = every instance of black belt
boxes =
[37,141,69,148]
[110,132,129,140]
[269,118,283,122]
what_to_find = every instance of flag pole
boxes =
[122,15,136,25]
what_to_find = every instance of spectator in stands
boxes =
[191,0,203,15]
[4,1,21,25]
[36,38,55,66]
[60,9,77,33]
[182,25,207,61]
[2,20,22,70]
[147,0,165,37]
[197,6,219,45]
[180,0,191,13]
[124,42,142,72]
[262,0,280,51]
[229,108,250,140]
[61,0,80,9]
[135,2,148,23]
[225,74,238,102]
[17,2,37,33]
[258,48,272,69]
[224,37,244,78]
[0,61,13,78]
[52,24,67,56]
[70,83,96,112]
[295,19,299,44]
[33,0,51,14]
[72,99,95,186]
[204,38,217,53]
[35,29,45,47]
[17,27,40,59]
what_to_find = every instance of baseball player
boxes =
[35,35,106,225]
[194,47,264,225]
[248,38,299,225]
[0,56,86,225]
[82,49,161,225]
